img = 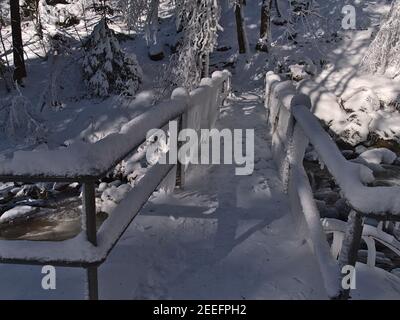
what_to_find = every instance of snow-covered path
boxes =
[1,89,400,299]
[0,90,327,299]
[96,91,328,299]
[93,89,400,300]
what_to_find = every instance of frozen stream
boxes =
[0,194,107,241]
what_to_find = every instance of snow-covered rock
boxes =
[357,148,397,165]
[289,64,310,81]
[101,183,132,204]
[297,80,346,126]
[98,182,108,193]
[369,110,400,141]
[0,205,38,223]
[149,42,164,61]
[342,88,380,113]
[340,111,372,146]
[355,145,368,155]
[298,72,400,146]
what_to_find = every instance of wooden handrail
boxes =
[265,70,400,299]
[0,70,231,299]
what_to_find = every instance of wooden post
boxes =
[83,182,97,246]
[337,210,363,300]
[175,114,185,188]
[86,266,99,300]
[170,88,190,189]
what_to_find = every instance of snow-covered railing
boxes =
[0,70,231,299]
[264,71,400,300]
[322,218,400,268]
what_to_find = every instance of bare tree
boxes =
[234,0,248,54]
[146,0,160,43]
[10,0,26,83]
[170,0,221,89]
[0,8,12,91]
[256,0,272,52]
[146,0,164,61]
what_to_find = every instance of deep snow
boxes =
[1,91,399,299]
[1,0,400,300]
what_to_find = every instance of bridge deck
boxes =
[0,91,399,299]
[116,91,327,299]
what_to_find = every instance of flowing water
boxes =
[372,164,400,187]
[0,196,108,241]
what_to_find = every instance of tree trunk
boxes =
[235,0,248,54]
[35,0,44,39]
[147,0,159,43]
[274,0,282,18]
[201,52,209,78]
[256,0,272,52]
[147,0,164,61]
[0,16,13,91]
[10,0,26,83]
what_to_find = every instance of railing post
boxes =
[175,114,185,188]
[83,182,98,300]
[86,266,99,300]
[83,181,97,246]
[337,210,363,300]
[171,88,190,189]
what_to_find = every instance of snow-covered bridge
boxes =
[0,70,400,299]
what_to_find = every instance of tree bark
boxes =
[147,0,160,43]
[235,0,248,54]
[201,52,209,78]
[274,0,282,18]
[10,0,26,83]
[256,0,272,52]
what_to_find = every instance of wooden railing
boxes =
[265,71,400,299]
[0,70,231,299]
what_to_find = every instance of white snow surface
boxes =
[292,104,400,216]
[0,90,328,299]
[0,0,400,300]
[0,71,229,178]
[0,206,38,224]
[357,148,397,165]
[0,96,187,177]
[0,90,399,299]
